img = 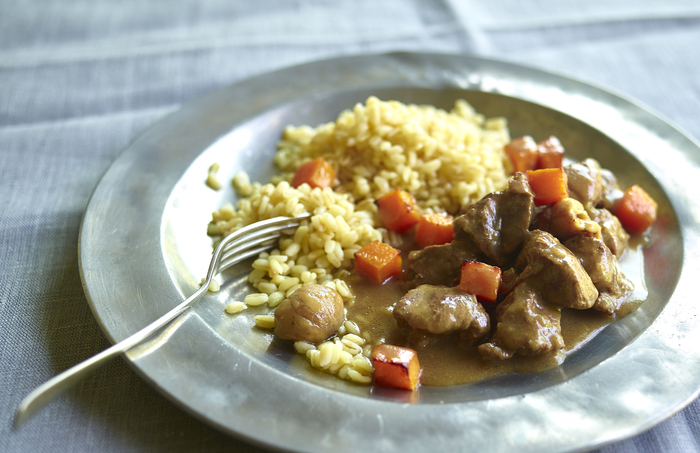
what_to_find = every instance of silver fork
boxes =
[15,213,311,428]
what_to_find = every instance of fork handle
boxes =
[15,214,309,428]
[14,239,275,427]
[14,292,198,429]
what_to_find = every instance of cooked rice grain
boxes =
[297,330,374,383]
[210,181,380,303]
[200,278,220,293]
[224,301,246,314]
[274,96,509,214]
[206,162,223,191]
[244,293,269,306]
[254,315,276,329]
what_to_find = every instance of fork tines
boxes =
[213,213,312,276]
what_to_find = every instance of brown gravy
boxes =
[345,244,646,386]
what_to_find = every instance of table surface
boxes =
[2,1,699,452]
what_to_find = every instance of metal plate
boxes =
[79,52,700,453]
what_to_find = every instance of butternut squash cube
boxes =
[372,344,421,391]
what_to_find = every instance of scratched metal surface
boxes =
[79,52,700,453]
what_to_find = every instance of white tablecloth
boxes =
[2,1,699,451]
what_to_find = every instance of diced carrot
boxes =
[505,136,539,173]
[415,213,454,247]
[526,167,569,206]
[354,241,402,284]
[291,157,336,189]
[372,344,421,391]
[614,185,658,234]
[537,136,565,169]
[375,189,421,233]
[459,260,502,303]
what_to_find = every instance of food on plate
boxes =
[393,285,490,340]
[526,167,569,206]
[205,162,223,190]
[274,284,344,343]
[478,280,565,360]
[376,189,421,233]
[536,136,565,169]
[372,344,422,390]
[415,213,454,248]
[614,185,658,234]
[209,96,657,391]
[458,261,501,303]
[548,198,602,240]
[353,241,402,284]
[504,135,539,173]
[291,156,337,189]
[505,135,566,172]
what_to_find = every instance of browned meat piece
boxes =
[478,282,564,360]
[454,195,499,257]
[599,168,624,212]
[498,268,519,297]
[530,205,552,231]
[454,172,535,267]
[564,158,603,208]
[514,230,599,310]
[393,285,490,344]
[499,173,536,254]
[274,284,344,343]
[564,235,633,315]
[406,240,481,287]
[587,207,629,257]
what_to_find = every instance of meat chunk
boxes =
[498,268,519,296]
[514,230,599,310]
[407,240,480,287]
[599,168,624,212]
[587,207,629,257]
[274,284,344,343]
[530,205,552,232]
[454,172,535,267]
[564,235,633,315]
[478,282,564,360]
[393,285,490,344]
[564,158,603,208]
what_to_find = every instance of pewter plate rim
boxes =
[78,52,700,453]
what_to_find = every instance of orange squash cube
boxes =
[459,260,501,303]
[537,136,565,169]
[375,189,421,233]
[505,136,539,173]
[415,213,454,247]
[526,167,569,206]
[372,344,421,391]
[614,185,658,234]
[291,157,336,189]
[354,241,402,284]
